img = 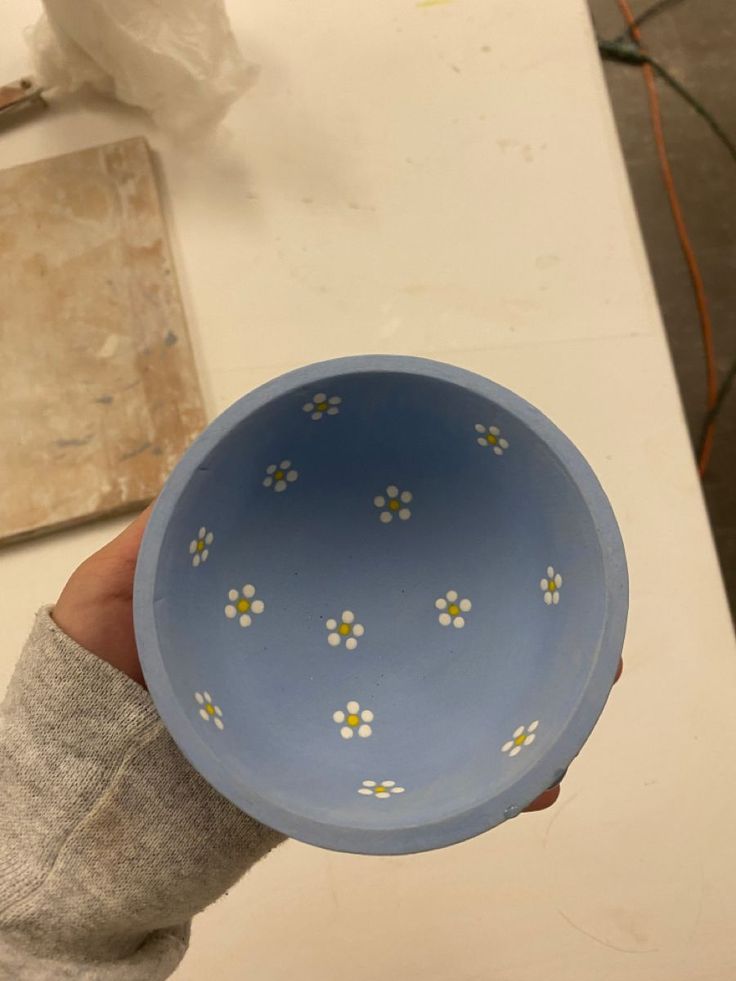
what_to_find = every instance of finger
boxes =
[105,501,155,562]
[523,783,561,813]
[614,658,624,684]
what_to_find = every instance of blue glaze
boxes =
[134,356,628,854]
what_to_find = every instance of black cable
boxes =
[613,0,689,43]
[698,356,736,460]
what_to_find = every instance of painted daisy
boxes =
[475,423,509,455]
[540,566,563,605]
[224,584,265,627]
[302,392,342,420]
[195,691,224,730]
[501,720,539,756]
[358,780,405,798]
[326,610,365,651]
[333,700,373,739]
[263,460,299,492]
[189,527,213,566]
[374,485,412,523]
[435,590,472,628]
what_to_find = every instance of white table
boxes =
[2,2,734,978]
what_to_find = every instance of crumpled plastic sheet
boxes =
[28,0,256,133]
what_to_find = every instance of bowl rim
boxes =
[134,355,628,855]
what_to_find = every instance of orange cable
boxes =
[615,0,719,474]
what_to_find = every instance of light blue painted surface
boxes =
[134,356,628,854]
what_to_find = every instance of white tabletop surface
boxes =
[1,2,735,979]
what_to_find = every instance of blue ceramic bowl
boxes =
[134,356,627,854]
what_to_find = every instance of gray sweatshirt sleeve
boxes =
[0,608,284,980]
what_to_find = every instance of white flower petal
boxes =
[499,438,509,449]
[280,460,292,469]
[274,480,287,492]
[195,692,204,704]
[192,554,200,567]
[352,624,364,637]
[544,592,553,605]
[392,787,405,794]
[547,566,555,578]
[552,591,560,605]
[358,724,372,738]
[383,781,395,788]
[287,470,298,482]
[243,584,255,598]
[312,412,323,420]
[453,616,465,628]
[528,720,539,732]
[438,612,452,626]
[329,396,342,405]
[205,532,214,544]
[189,540,197,554]
[540,579,548,591]
[214,706,223,717]
[204,692,212,702]
[513,726,525,738]
[263,477,273,488]
[380,511,393,523]
[374,495,385,508]
[400,490,413,503]
[509,745,521,757]
[328,633,341,646]
[477,437,488,447]
[554,573,563,587]
[201,550,208,562]
[251,599,265,614]
[228,589,239,601]
[362,780,376,787]
[327,407,339,415]
[303,402,314,412]
[225,605,236,618]
[435,598,447,610]
[266,465,277,475]
[493,446,503,455]
[446,590,458,602]
[361,709,374,722]
[398,508,411,520]
[345,637,357,651]
[489,427,500,436]
[376,791,390,799]
[326,619,337,630]
[474,423,486,433]
[239,614,252,627]
[386,485,399,498]
[198,526,206,539]
[525,732,536,745]
[340,727,353,739]
[333,711,345,723]
[313,394,326,404]
[199,708,209,721]
[459,598,472,612]
[214,717,224,730]
[346,701,360,714]
[342,610,355,624]
[358,788,373,795]
[501,740,513,753]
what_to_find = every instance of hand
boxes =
[523,657,623,812]
[52,506,152,687]
[53,507,623,812]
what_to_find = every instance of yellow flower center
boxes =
[206,703,216,715]
[339,623,351,636]
[347,714,360,727]
[548,581,556,592]
[317,401,328,411]
[389,499,400,511]
[514,732,526,746]
[197,539,205,551]
[448,603,460,616]
[275,470,285,480]
[486,433,497,445]
[238,599,251,613]
[375,786,386,794]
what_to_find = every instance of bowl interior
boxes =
[140,365,622,851]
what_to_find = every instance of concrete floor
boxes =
[589,0,736,619]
